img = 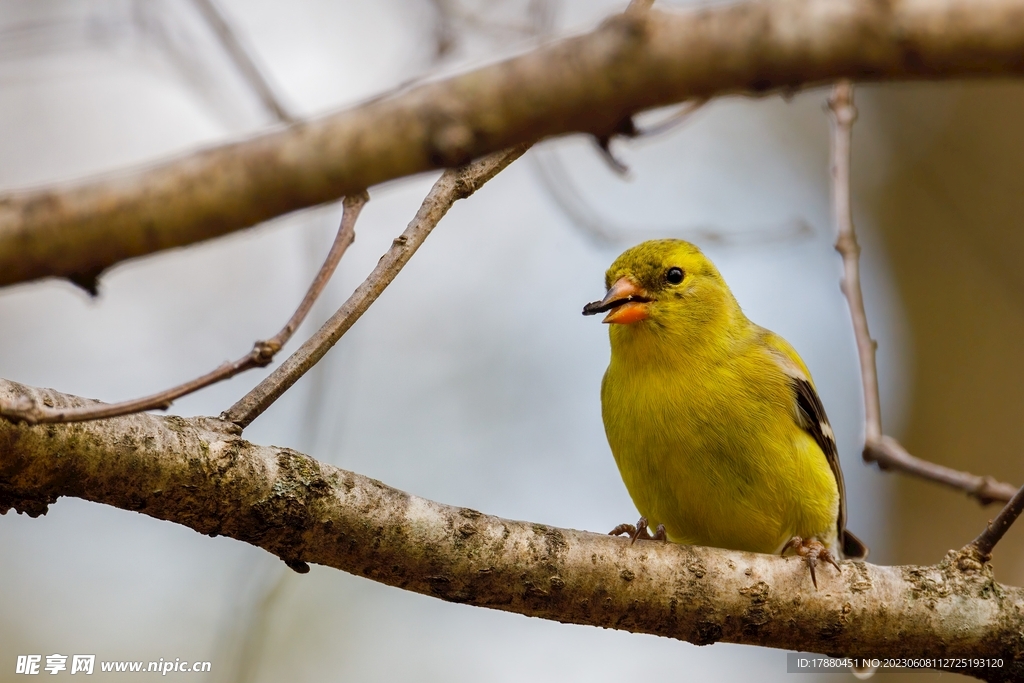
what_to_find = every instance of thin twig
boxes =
[190,0,294,123]
[971,483,1024,560]
[866,437,1018,505]
[829,82,882,444]
[625,0,655,13]
[0,194,368,426]
[634,99,706,138]
[827,82,1021,513]
[222,145,530,430]
[530,146,812,247]
[591,136,631,177]
[261,193,368,356]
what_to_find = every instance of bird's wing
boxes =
[759,331,868,559]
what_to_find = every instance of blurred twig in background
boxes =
[189,0,294,123]
[529,143,814,247]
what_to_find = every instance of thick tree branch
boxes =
[0,379,1021,682]
[222,145,529,429]
[5,0,1024,287]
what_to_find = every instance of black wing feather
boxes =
[791,377,869,560]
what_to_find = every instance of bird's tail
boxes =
[842,529,868,560]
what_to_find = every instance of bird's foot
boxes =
[782,536,840,589]
[609,516,667,545]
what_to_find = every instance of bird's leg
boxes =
[782,536,841,589]
[609,517,667,545]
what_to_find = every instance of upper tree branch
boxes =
[4,0,1024,287]
[0,379,1021,682]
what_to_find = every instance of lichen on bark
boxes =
[2,379,1023,680]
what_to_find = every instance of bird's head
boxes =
[583,239,738,342]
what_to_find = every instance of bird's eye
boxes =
[666,267,684,284]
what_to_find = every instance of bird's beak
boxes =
[582,277,652,324]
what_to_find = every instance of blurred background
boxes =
[0,0,1019,681]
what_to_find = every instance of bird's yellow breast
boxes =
[601,328,840,554]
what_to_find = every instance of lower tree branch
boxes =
[1,379,1021,681]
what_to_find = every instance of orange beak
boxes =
[581,277,652,324]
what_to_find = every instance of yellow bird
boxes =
[584,239,867,584]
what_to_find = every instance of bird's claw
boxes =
[782,536,840,589]
[633,517,668,544]
[609,517,667,545]
[608,523,637,537]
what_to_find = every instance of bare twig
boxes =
[0,194,368,426]
[827,83,1020,512]
[591,136,631,177]
[222,145,530,429]
[428,0,546,42]
[625,0,655,13]
[529,147,811,246]
[829,82,882,443]
[7,0,1024,288]
[866,437,1018,505]
[634,99,706,138]
[260,193,367,356]
[971,483,1024,560]
[190,0,294,123]
[1,379,1022,681]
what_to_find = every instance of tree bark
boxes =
[4,0,1024,287]
[1,379,1020,681]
